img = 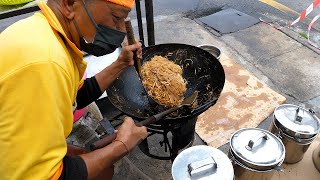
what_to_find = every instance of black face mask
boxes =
[73,0,126,56]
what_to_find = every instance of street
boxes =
[131,0,320,25]
[1,0,320,33]
[129,0,320,44]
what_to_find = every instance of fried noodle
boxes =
[141,56,187,107]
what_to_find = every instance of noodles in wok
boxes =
[141,56,187,107]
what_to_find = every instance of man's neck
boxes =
[47,0,75,43]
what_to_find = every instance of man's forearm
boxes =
[95,60,128,92]
[80,141,127,179]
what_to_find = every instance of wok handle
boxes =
[125,17,141,75]
[154,106,181,120]
[138,106,182,126]
[90,106,182,150]
[137,116,157,127]
[90,133,117,151]
[89,116,156,151]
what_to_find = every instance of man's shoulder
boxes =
[1,12,50,42]
[0,13,55,60]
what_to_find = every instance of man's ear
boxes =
[60,0,76,19]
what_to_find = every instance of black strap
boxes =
[59,156,88,180]
[81,0,98,28]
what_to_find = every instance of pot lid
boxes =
[172,145,234,180]
[230,128,285,170]
[274,104,320,136]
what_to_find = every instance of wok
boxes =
[107,43,225,121]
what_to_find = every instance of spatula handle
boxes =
[137,106,182,126]
[125,18,136,45]
[125,17,141,75]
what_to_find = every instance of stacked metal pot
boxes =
[270,104,320,164]
[228,128,285,180]
[171,104,320,179]
[171,128,286,180]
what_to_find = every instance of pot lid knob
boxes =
[245,132,269,151]
[188,157,217,178]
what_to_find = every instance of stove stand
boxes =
[96,97,198,162]
[138,116,197,162]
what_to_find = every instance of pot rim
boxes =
[197,44,221,59]
[229,128,286,171]
[272,121,318,143]
[229,150,284,172]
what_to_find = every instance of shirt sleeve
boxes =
[59,156,88,180]
[76,76,103,109]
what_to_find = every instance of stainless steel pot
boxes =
[270,121,318,164]
[270,104,320,164]
[313,143,320,172]
[197,44,221,60]
[229,151,280,180]
[172,145,234,180]
[229,128,285,180]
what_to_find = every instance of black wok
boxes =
[106,43,225,121]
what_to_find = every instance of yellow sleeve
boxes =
[0,61,74,180]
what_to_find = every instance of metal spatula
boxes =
[136,91,199,126]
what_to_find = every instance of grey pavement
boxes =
[114,14,320,179]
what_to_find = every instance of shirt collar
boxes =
[38,0,84,59]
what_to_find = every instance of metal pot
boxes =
[313,143,320,172]
[270,120,318,164]
[229,128,285,180]
[270,104,320,164]
[197,44,221,60]
[172,145,234,180]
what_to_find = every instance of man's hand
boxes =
[94,41,142,93]
[117,41,142,67]
[79,116,147,179]
[115,117,148,152]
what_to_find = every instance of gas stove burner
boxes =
[138,116,198,162]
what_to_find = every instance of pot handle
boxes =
[309,109,320,133]
[188,157,217,177]
[246,132,269,151]
[294,108,303,124]
[273,165,285,172]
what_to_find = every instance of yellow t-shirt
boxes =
[0,1,87,179]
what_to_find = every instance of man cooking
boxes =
[0,0,148,179]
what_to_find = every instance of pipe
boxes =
[135,0,145,43]
[144,0,155,46]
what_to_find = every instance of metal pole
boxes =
[144,0,155,46]
[0,6,39,20]
[135,0,144,43]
